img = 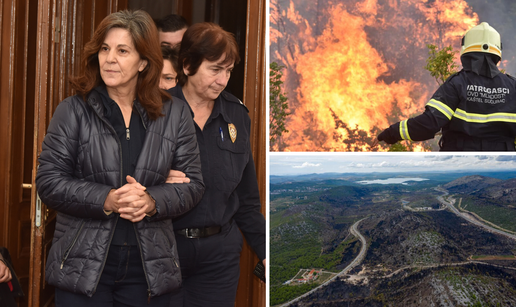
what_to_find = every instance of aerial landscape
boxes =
[270,155,516,306]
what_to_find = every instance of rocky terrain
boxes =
[472,178,516,204]
[443,175,516,205]
[289,210,516,307]
[291,263,516,307]
[271,173,516,306]
[360,210,516,268]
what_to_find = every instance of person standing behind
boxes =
[36,10,204,307]
[166,22,266,307]
[375,22,516,151]
[160,44,180,90]
[155,14,188,47]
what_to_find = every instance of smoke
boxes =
[465,0,516,73]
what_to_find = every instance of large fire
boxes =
[270,0,482,152]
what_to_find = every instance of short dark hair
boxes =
[177,22,240,86]
[155,14,188,33]
[161,45,180,73]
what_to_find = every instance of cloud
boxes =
[293,162,321,168]
[495,156,516,162]
[476,155,490,160]
[348,161,376,169]
[372,161,390,168]
[428,155,454,161]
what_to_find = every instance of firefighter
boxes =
[376,22,516,151]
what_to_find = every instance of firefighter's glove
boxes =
[378,129,398,144]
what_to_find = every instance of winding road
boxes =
[435,186,516,242]
[280,217,368,307]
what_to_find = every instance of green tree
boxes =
[424,44,459,86]
[387,142,409,152]
[270,62,290,150]
[381,44,458,152]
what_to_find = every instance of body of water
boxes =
[357,178,429,185]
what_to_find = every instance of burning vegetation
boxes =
[270,0,488,151]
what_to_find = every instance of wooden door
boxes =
[0,0,41,306]
[235,0,267,306]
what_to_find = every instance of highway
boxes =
[339,217,368,276]
[280,217,368,307]
[435,186,516,242]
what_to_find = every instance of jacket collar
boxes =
[461,52,501,78]
[89,86,149,127]
[167,84,234,124]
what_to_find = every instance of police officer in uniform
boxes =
[376,22,516,151]
[166,22,265,307]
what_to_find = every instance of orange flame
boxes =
[270,0,479,152]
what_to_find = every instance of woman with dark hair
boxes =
[36,10,204,307]
[160,44,180,90]
[166,22,265,306]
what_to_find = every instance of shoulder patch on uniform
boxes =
[221,91,249,113]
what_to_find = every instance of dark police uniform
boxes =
[168,85,265,307]
[378,69,516,151]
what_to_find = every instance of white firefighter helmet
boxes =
[461,22,502,59]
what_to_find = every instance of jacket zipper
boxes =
[104,99,153,300]
[132,105,153,303]
[159,227,179,267]
[91,215,118,296]
[60,221,85,269]
[134,104,152,302]
[133,104,147,130]
[134,225,153,304]
[88,97,124,295]
[88,97,152,298]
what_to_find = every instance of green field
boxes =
[270,283,318,306]
[461,200,516,233]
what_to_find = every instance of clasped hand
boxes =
[104,175,155,222]
[166,170,190,183]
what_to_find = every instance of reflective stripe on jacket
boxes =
[388,70,516,150]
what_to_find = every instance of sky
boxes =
[269,153,516,176]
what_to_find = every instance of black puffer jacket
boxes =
[35,90,204,297]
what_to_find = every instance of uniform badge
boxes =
[228,123,237,143]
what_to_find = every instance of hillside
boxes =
[443,175,502,194]
[290,210,516,307]
[291,263,516,307]
[473,178,516,204]
[271,173,516,306]
[443,176,516,232]
[361,210,516,269]
[444,176,516,205]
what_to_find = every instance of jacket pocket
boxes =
[158,227,179,268]
[60,220,85,269]
[214,137,249,192]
